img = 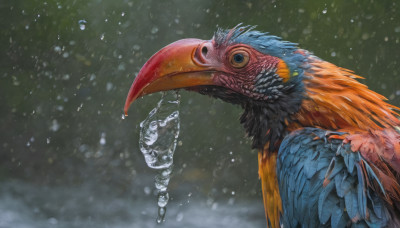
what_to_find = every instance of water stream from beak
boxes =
[139,90,181,224]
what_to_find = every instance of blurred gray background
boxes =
[1,0,400,227]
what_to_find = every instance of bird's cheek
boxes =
[213,74,241,92]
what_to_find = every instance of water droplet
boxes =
[62,74,70,80]
[151,26,159,34]
[176,212,184,222]
[89,74,96,81]
[156,206,166,224]
[157,191,169,207]
[78,20,87,30]
[133,44,140,50]
[99,132,106,145]
[144,186,151,195]
[47,217,58,225]
[77,103,83,112]
[54,46,61,53]
[106,82,113,91]
[362,33,369,40]
[12,76,20,86]
[50,119,60,132]
[118,63,126,71]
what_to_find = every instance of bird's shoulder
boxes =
[277,127,400,227]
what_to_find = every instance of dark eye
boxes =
[234,53,244,63]
[229,49,249,68]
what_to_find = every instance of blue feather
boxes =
[318,181,335,224]
[330,205,345,228]
[345,187,360,221]
[289,142,300,154]
[277,128,391,227]
[356,164,368,219]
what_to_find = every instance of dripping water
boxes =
[139,91,181,223]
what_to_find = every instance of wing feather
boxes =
[277,128,398,227]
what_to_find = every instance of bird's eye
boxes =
[229,50,249,68]
[234,53,244,63]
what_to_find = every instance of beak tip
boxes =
[124,102,131,116]
[123,100,132,117]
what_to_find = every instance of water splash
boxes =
[139,91,180,223]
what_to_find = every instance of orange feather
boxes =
[259,150,282,228]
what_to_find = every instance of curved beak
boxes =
[124,39,216,115]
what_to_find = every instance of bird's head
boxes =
[124,25,308,151]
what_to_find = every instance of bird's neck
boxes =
[195,85,303,153]
[292,57,400,134]
[240,89,303,152]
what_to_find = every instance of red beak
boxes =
[124,39,217,115]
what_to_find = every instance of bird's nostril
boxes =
[194,43,210,65]
[202,46,208,57]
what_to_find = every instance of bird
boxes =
[124,25,400,227]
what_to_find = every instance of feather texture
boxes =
[277,128,399,227]
[294,55,400,132]
[259,152,282,228]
